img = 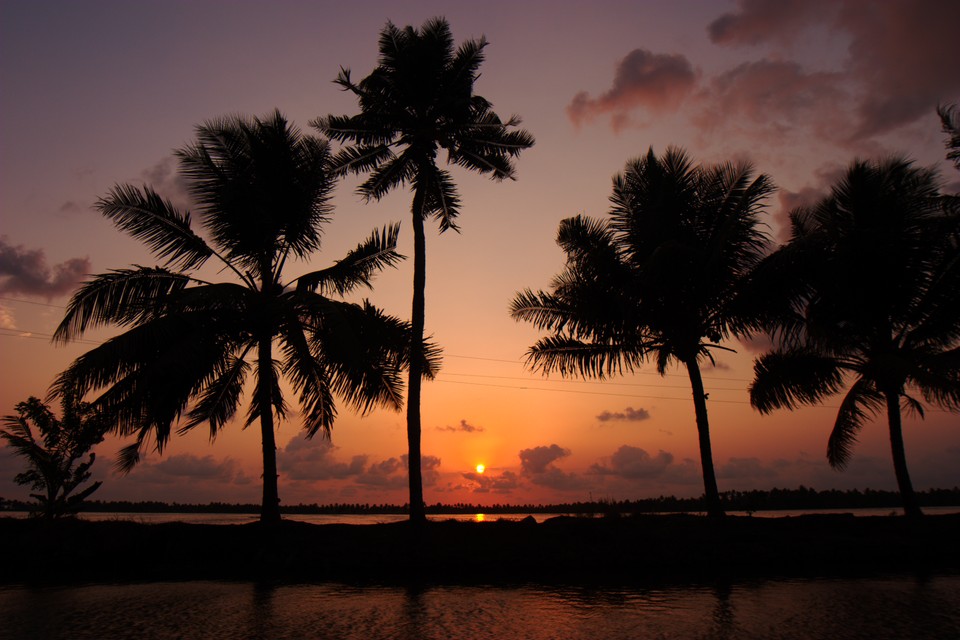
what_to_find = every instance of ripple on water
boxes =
[1,575,959,640]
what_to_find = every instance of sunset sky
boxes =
[1,0,958,507]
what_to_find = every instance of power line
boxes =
[0,296,67,309]
[439,371,749,392]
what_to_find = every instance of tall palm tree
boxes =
[749,157,960,518]
[511,148,774,517]
[314,17,534,522]
[53,111,430,524]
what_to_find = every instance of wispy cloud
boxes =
[596,407,651,422]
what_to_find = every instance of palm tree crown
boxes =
[749,157,960,517]
[512,147,774,517]
[53,111,429,523]
[314,17,534,522]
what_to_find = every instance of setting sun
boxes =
[475,464,485,474]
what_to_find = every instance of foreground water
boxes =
[2,575,958,639]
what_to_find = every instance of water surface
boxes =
[2,575,958,639]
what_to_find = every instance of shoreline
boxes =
[3,513,959,587]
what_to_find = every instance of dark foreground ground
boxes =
[2,513,958,586]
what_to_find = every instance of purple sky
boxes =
[1,0,958,506]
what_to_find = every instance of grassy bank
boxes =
[3,513,958,586]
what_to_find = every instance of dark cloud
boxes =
[0,236,90,300]
[437,419,484,433]
[708,0,832,46]
[519,444,570,474]
[463,469,520,494]
[518,444,586,491]
[279,437,367,481]
[597,407,651,423]
[567,48,697,130]
[590,445,674,479]
[707,0,960,140]
[718,456,779,480]
[355,453,442,488]
[693,60,849,143]
[130,453,251,485]
[139,157,193,210]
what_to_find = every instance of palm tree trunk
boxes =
[407,187,427,524]
[258,335,282,525]
[685,358,724,518]
[885,391,922,518]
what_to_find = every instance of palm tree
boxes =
[314,17,534,522]
[53,111,431,524]
[511,147,774,517]
[749,157,960,518]
[1,389,110,518]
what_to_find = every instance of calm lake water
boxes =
[2,576,958,639]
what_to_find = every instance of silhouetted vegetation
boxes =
[316,17,534,522]
[53,111,432,524]
[4,486,954,516]
[0,389,110,518]
[512,148,774,518]
[750,157,960,518]
[3,511,959,585]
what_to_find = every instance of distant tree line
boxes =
[2,487,958,516]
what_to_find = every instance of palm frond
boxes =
[53,267,193,343]
[295,223,403,295]
[750,348,846,413]
[97,184,212,270]
[827,379,883,469]
[525,334,650,379]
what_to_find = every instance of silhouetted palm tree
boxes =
[53,111,429,524]
[749,157,960,518]
[314,17,534,522]
[511,148,774,517]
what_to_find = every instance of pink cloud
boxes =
[567,48,697,129]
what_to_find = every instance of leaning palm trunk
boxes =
[885,391,922,518]
[686,358,723,517]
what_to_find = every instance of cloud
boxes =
[436,419,484,433]
[463,469,520,494]
[130,453,251,485]
[590,445,674,479]
[0,236,90,300]
[519,444,570,474]
[708,0,832,46]
[518,444,587,491]
[707,0,960,140]
[355,453,442,488]
[596,407,651,423]
[693,60,849,143]
[279,436,367,481]
[0,305,15,330]
[567,48,697,129]
[717,456,779,480]
[139,157,193,210]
